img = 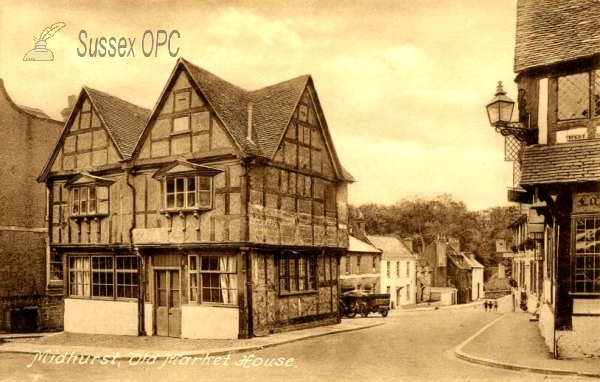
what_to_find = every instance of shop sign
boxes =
[573,193,600,214]
[508,189,533,204]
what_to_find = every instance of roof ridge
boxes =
[0,78,61,123]
[179,58,250,95]
[249,74,310,95]
[83,86,152,114]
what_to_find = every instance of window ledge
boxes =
[161,208,212,217]
[70,214,109,220]
[279,290,318,297]
[186,303,237,308]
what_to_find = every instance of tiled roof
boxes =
[514,0,600,72]
[366,235,416,260]
[85,87,151,158]
[180,58,353,181]
[447,251,472,270]
[182,59,312,159]
[463,254,484,269]
[16,105,51,119]
[249,75,309,157]
[0,78,60,123]
[181,59,260,156]
[348,236,381,254]
[520,140,600,186]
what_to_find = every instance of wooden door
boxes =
[155,269,181,337]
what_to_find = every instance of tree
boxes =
[350,195,519,268]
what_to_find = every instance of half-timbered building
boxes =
[38,58,352,339]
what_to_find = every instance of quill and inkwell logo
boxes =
[23,22,66,61]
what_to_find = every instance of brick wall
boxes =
[0,295,63,333]
[0,80,64,332]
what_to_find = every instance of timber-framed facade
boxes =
[38,58,353,339]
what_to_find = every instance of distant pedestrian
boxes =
[494,300,498,312]
[483,300,488,312]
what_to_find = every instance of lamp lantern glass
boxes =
[486,81,515,126]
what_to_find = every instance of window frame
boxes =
[67,254,138,300]
[571,214,600,295]
[278,252,317,295]
[163,175,213,212]
[556,70,600,122]
[188,254,238,306]
[48,250,64,285]
[66,178,112,219]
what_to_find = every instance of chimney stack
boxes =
[60,95,77,121]
[402,238,414,253]
[447,237,460,252]
[247,102,253,142]
[352,210,367,241]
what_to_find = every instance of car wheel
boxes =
[360,304,369,317]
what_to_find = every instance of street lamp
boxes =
[486,81,535,143]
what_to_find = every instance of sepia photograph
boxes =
[0,0,599,381]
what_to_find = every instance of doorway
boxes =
[155,269,181,337]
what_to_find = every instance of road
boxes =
[0,308,589,382]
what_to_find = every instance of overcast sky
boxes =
[0,0,519,211]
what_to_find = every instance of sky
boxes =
[0,0,519,211]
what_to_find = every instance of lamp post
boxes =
[486,81,535,143]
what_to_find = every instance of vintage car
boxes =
[339,290,390,318]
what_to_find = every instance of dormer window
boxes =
[153,160,221,213]
[65,173,113,218]
[164,175,212,210]
[72,185,97,215]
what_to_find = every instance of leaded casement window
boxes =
[278,253,316,294]
[573,216,600,294]
[164,175,212,211]
[557,70,600,121]
[188,254,237,305]
[68,255,138,299]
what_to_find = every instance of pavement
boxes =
[1,302,598,378]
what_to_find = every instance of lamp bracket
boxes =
[494,121,534,142]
